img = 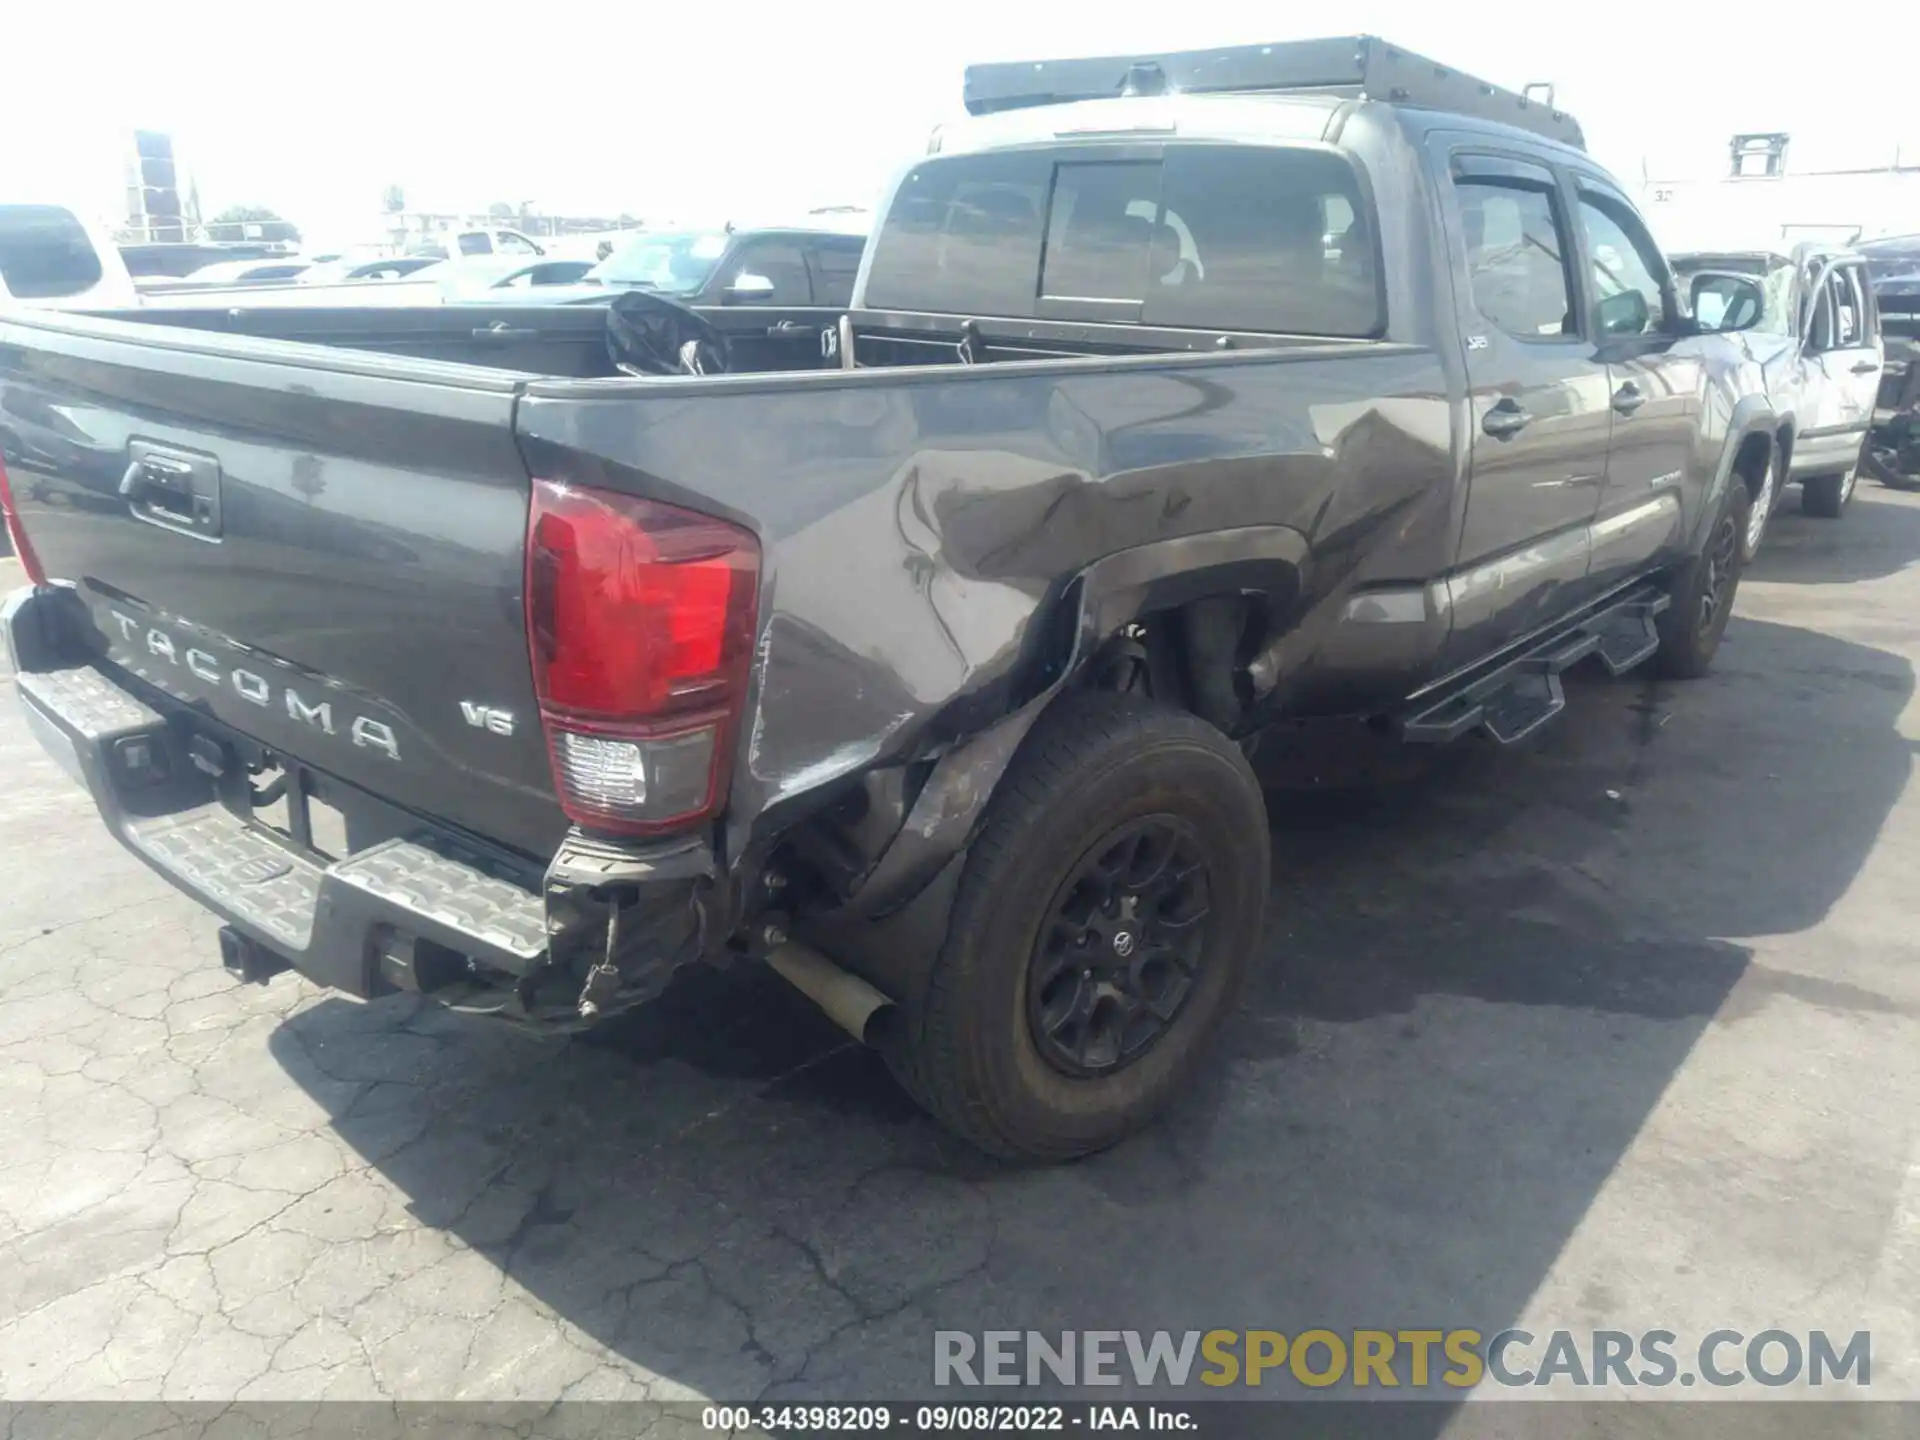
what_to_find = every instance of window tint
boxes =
[1041,162,1159,306]
[457,233,492,256]
[1577,195,1669,336]
[1141,146,1380,337]
[0,205,104,300]
[726,241,811,305]
[806,241,864,307]
[1454,180,1574,339]
[863,151,1050,315]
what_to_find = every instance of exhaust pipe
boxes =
[764,937,893,1044]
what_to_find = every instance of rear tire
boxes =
[1801,466,1859,518]
[1655,478,1750,680]
[1739,452,1781,565]
[886,691,1270,1160]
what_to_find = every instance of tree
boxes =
[381,184,406,214]
[207,205,299,244]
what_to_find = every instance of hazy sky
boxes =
[6,0,1916,246]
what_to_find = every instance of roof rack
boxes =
[963,35,1583,151]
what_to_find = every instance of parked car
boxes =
[1674,245,1884,553]
[405,227,545,261]
[461,223,870,314]
[1861,235,1920,491]
[0,202,139,309]
[180,257,315,285]
[295,255,440,285]
[418,256,597,297]
[0,37,1778,1160]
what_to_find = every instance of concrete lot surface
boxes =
[2,489,1919,1423]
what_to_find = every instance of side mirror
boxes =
[724,272,776,303]
[1688,273,1766,333]
[1597,289,1651,337]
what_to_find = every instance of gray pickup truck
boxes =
[1,38,1779,1159]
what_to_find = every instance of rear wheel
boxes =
[1656,478,1750,680]
[885,691,1269,1160]
[1801,466,1858,519]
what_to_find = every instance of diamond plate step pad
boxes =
[17,667,162,740]
[127,809,322,949]
[331,841,546,960]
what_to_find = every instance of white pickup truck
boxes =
[0,202,139,310]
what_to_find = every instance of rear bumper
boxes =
[6,586,711,1021]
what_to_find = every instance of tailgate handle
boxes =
[122,442,223,540]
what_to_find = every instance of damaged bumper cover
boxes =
[6,585,714,1025]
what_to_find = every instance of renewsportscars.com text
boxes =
[933,1329,1871,1391]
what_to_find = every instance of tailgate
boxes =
[0,315,564,858]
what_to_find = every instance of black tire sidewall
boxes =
[929,707,1269,1156]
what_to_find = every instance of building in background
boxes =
[1640,132,1919,251]
[122,129,200,243]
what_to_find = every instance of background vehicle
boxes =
[1676,244,1883,549]
[0,38,1776,1160]
[405,227,545,260]
[0,201,139,308]
[417,255,597,298]
[178,256,315,285]
[495,223,870,313]
[295,255,440,285]
[1862,235,1920,490]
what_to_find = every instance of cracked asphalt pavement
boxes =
[3,489,1920,1413]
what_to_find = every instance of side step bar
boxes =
[1402,589,1669,746]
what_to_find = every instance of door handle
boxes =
[1611,384,1646,416]
[766,320,811,338]
[1852,360,1882,375]
[1481,400,1533,440]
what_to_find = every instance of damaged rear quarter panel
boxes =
[514,346,1455,859]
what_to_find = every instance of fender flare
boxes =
[848,524,1309,916]
[1696,396,1778,552]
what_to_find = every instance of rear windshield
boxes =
[863,143,1381,337]
[0,205,104,300]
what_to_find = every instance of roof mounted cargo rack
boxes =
[963,34,1583,151]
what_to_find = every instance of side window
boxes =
[497,232,539,255]
[1141,145,1381,337]
[725,241,811,305]
[1830,267,1865,347]
[1577,193,1671,336]
[805,241,863,307]
[0,205,105,300]
[1453,179,1575,340]
[456,233,492,256]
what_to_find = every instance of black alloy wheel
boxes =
[1027,816,1211,1077]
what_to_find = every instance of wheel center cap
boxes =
[1112,930,1136,958]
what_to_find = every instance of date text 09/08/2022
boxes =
[701,1405,1192,1432]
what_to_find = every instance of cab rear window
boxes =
[863,144,1382,338]
[0,205,104,300]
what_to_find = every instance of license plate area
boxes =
[188,727,394,864]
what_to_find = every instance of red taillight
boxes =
[0,454,49,587]
[525,478,760,835]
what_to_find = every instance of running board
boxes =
[1402,591,1669,746]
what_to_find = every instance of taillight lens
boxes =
[0,453,49,587]
[525,478,760,835]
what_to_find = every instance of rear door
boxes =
[706,237,836,370]
[1434,148,1612,664]
[0,315,563,857]
[1568,180,1699,589]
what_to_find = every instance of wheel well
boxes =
[1081,596,1262,734]
[1735,431,1774,501]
